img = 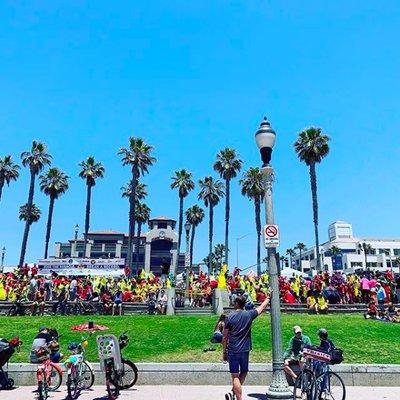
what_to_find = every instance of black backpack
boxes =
[330,348,344,365]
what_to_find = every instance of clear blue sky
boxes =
[1,1,399,270]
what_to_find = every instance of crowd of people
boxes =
[0,264,399,316]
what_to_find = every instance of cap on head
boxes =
[39,326,47,332]
[317,328,328,339]
[293,325,302,334]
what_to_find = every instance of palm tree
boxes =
[19,203,41,261]
[0,155,20,203]
[118,137,156,270]
[329,245,342,270]
[39,168,69,258]
[185,205,205,267]
[286,248,296,269]
[213,244,227,272]
[239,167,264,275]
[19,141,52,266]
[171,169,195,271]
[294,127,330,271]
[295,242,306,271]
[134,202,151,273]
[19,203,41,224]
[79,157,105,249]
[213,148,243,266]
[358,242,373,270]
[198,176,225,274]
[279,256,288,270]
[121,181,147,203]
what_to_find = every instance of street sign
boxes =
[264,224,280,248]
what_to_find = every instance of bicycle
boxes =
[34,348,63,400]
[97,332,138,400]
[293,347,345,400]
[65,334,95,400]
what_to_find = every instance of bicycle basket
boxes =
[330,348,344,365]
[303,346,331,363]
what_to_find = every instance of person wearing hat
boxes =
[283,325,312,380]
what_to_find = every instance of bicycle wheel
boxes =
[48,364,62,391]
[67,367,79,400]
[79,361,95,389]
[316,371,346,400]
[37,380,49,400]
[106,370,120,400]
[293,370,317,400]
[114,359,138,389]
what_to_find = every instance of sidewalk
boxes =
[1,386,399,400]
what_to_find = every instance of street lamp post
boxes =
[184,221,191,291]
[1,247,5,272]
[255,117,291,399]
[74,224,79,257]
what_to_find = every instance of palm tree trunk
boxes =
[190,224,195,269]
[0,178,4,203]
[255,195,261,276]
[176,195,184,276]
[83,183,92,254]
[309,162,321,271]
[127,165,138,273]
[44,196,55,259]
[364,250,368,271]
[208,205,214,275]
[135,221,142,273]
[299,249,302,272]
[19,170,35,267]
[224,179,230,266]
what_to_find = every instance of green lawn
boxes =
[1,314,399,364]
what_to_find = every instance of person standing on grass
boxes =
[222,292,271,400]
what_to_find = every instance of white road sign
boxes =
[264,224,280,248]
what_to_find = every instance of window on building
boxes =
[158,222,168,229]
[336,226,351,238]
[351,262,363,269]
[394,249,400,256]
[310,253,314,260]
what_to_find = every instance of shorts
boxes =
[228,351,249,374]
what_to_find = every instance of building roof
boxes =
[90,230,126,235]
[148,216,176,222]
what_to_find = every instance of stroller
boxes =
[0,336,22,390]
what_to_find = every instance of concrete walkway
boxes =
[1,386,400,400]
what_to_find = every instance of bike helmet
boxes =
[317,328,328,339]
[67,342,79,351]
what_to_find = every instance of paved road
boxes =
[1,385,399,400]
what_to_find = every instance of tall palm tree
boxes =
[134,202,151,273]
[79,157,105,249]
[198,176,224,274]
[19,141,52,266]
[295,242,306,271]
[19,203,41,262]
[171,169,195,270]
[279,256,288,270]
[185,205,205,267]
[39,168,69,258]
[286,248,296,269]
[294,127,330,271]
[213,148,243,266]
[0,155,20,203]
[358,242,373,271]
[118,137,156,270]
[239,167,264,275]
[121,181,147,203]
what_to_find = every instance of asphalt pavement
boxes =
[1,385,399,400]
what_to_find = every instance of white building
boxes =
[293,221,400,274]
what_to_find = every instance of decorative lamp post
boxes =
[74,224,79,257]
[1,247,5,272]
[184,221,191,291]
[255,117,291,399]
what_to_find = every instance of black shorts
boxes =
[228,351,249,374]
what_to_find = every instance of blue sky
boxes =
[1,1,399,270]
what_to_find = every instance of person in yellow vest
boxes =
[0,282,7,301]
[316,293,328,314]
[218,264,228,289]
[306,293,317,313]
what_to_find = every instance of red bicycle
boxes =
[35,347,63,400]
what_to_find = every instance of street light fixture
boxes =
[74,224,79,257]
[255,117,291,399]
[1,247,5,272]
[184,221,191,292]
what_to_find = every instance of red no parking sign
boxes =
[264,224,280,248]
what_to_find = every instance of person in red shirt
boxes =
[122,290,133,302]
[256,290,267,303]
[283,289,296,304]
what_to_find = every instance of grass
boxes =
[1,314,399,364]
